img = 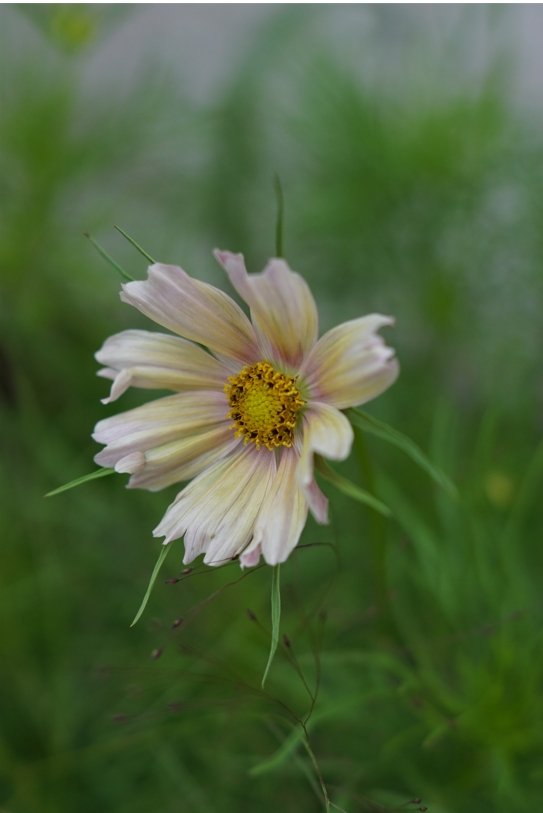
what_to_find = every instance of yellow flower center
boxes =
[224,362,305,450]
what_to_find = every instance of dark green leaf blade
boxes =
[316,458,392,517]
[347,409,457,497]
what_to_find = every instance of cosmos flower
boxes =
[93,251,398,567]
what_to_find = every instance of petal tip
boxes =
[115,451,145,474]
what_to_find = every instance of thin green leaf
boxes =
[130,544,173,627]
[347,409,457,497]
[273,173,284,257]
[316,458,392,517]
[45,467,114,497]
[502,436,543,543]
[249,725,304,776]
[261,564,281,688]
[114,224,156,264]
[84,232,134,281]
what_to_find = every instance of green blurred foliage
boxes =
[1,5,542,813]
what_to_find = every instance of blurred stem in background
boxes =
[353,425,390,627]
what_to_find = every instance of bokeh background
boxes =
[1,5,543,812]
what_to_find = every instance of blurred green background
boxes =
[1,5,542,812]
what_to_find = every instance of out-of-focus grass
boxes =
[1,5,542,812]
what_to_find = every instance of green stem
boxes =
[301,727,348,813]
[273,173,284,257]
[114,224,156,264]
[84,233,133,281]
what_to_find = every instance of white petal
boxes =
[299,402,354,483]
[304,478,329,526]
[214,250,318,368]
[240,448,309,567]
[120,263,259,365]
[299,315,399,409]
[115,451,145,474]
[96,330,227,403]
[298,402,353,521]
[93,391,235,490]
[154,445,277,567]
[128,429,239,491]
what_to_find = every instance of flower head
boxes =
[93,251,398,567]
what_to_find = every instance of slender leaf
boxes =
[502,436,543,543]
[131,544,173,627]
[84,232,134,281]
[45,467,114,497]
[261,564,281,687]
[115,224,156,264]
[273,173,284,257]
[316,458,392,517]
[249,725,304,776]
[347,409,457,497]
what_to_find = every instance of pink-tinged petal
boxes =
[153,445,276,567]
[93,390,235,490]
[304,478,329,525]
[120,263,259,365]
[298,402,353,521]
[93,390,227,448]
[300,315,399,410]
[214,250,318,368]
[96,329,228,403]
[115,451,145,474]
[240,447,309,567]
[202,456,277,567]
[129,429,239,491]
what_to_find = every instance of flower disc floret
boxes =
[225,362,305,450]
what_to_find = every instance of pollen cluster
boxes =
[225,362,305,450]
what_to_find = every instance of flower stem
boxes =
[273,173,284,257]
[301,725,348,813]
